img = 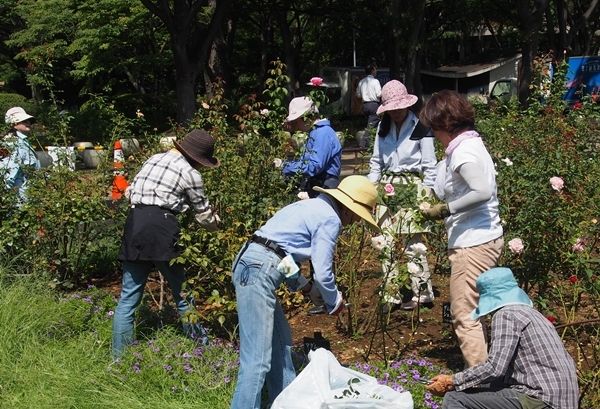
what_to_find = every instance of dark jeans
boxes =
[443,387,549,409]
[363,101,380,128]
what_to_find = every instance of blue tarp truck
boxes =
[564,56,600,102]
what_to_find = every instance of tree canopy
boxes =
[1,0,598,127]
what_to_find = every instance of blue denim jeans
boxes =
[112,260,207,358]
[230,243,296,409]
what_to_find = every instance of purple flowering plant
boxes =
[351,357,444,409]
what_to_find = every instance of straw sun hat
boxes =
[471,267,533,320]
[313,175,379,229]
[376,80,418,115]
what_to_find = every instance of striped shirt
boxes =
[128,150,212,216]
[453,305,579,409]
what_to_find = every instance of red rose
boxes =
[568,275,578,284]
[546,315,557,324]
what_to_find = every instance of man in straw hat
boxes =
[282,96,342,198]
[1,106,40,203]
[230,175,379,409]
[426,267,579,409]
[112,129,221,359]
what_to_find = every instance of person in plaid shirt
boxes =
[112,129,220,358]
[427,267,579,409]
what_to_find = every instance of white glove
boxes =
[195,209,220,232]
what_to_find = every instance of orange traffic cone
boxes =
[111,140,129,200]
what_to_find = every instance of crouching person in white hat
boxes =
[426,267,579,409]
[1,107,40,203]
[230,175,379,409]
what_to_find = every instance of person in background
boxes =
[427,267,579,409]
[230,175,379,409]
[282,96,342,197]
[1,107,40,203]
[356,63,382,128]
[418,90,504,367]
[368,80,437,311]
[112,129,220,359]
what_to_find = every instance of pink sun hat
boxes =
[376,80,418,115]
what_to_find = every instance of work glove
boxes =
[195,209,221,232]
[420,202,450,220]
[426,374,454,397]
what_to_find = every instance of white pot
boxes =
[46,146,76,171]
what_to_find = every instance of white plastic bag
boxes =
[271,348,413,409]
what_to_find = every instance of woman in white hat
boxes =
[1,107,40,203]
[367,80,437,311]
[230,175,378,409]
[282,96,342,197]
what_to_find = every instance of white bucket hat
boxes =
[5,107,34,125]
[286,97,318,122]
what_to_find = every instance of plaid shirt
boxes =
[453,305,579,409]
[128,150,212,216]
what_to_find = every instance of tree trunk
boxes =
[174,50,199,125]
[278,10,298,94]
[403,0,426,103]
[140,0,232,125]
[517,0,549,106]
[388,0,403,81]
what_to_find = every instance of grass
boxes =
[0,269,448,409]
[0,273,236,409]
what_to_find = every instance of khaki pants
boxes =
[448,237,504,367]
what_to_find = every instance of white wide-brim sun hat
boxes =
[286,97,318,122]
[5,106,34,125]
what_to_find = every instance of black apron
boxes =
[118,205,181,262]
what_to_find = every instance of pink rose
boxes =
[508,238,524,254]
[549,176,564,192]
[309,77,323,87]
[384,183,395,196]
[572,238,586,253]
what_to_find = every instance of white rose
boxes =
[297,191,310,200]
[419,202,432,211]
[410,243,427,255]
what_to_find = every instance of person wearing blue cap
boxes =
[426,267,579,409]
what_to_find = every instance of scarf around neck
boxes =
[445,130,480,155]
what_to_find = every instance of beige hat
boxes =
[286,97,318,122]
[5,107,34,125]
[314,175,379,229]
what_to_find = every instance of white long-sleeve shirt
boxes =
[367,111,437,187]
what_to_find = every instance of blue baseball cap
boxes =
[471,267,533,320]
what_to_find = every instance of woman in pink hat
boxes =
[367,80,437,311]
